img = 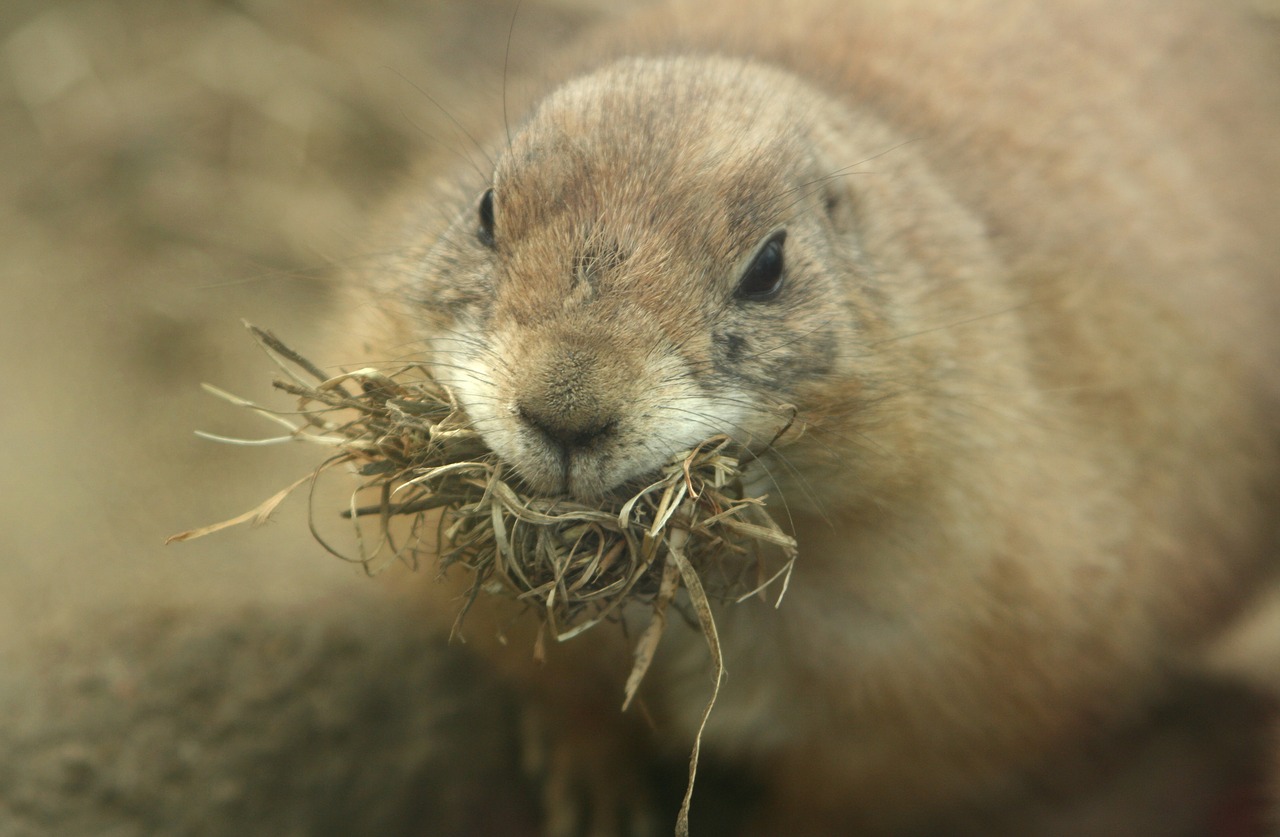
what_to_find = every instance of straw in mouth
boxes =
[167,322,801,834]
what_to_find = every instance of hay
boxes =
[168,322,799,833]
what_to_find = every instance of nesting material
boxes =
[169,323,797,685]
[168,323,799,831]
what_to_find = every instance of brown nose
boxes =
[517,403,618,451]
[515,344,621,453]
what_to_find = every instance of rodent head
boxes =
[400,56,881,500]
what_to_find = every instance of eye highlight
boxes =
[477,187,496,248]
[735,229,787,301]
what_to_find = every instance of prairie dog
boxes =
[349,0,1280,833]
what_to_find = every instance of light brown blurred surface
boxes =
[0,0,622,644]
[0,3,626,833]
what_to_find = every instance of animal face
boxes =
[407,58,863,499]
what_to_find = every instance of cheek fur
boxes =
[425,327,516,455]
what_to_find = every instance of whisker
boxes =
[389,67,493,180]
[502,0,524,151]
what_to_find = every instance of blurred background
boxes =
[0,0,620,644]
[0,2,625,834]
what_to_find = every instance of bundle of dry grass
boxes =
[170,323,798,704]
[168,323,801,830]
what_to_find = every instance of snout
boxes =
[503,338,641,498]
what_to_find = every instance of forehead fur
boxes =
[494,57,812,265]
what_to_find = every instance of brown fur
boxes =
[347,1,1280,834]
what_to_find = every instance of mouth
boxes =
[484,415,661,503]
[503,452,655,504]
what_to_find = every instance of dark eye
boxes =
[735,230,787,301]
[477,187,496,248]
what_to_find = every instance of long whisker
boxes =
[389,67,493,179]
[502,0,524,151]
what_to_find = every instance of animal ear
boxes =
[477,187,496,248]
[811,136,864,235]
[820,178,862,235]
[823,183,842,219]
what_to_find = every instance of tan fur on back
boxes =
[349,1,1280,833]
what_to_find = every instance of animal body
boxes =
[348,1,1280,833]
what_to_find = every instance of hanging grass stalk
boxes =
[167,322,801,830]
